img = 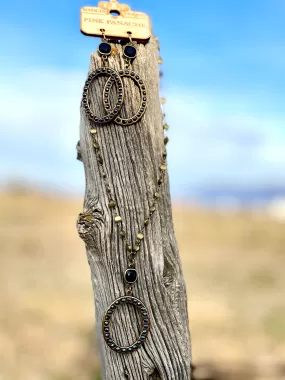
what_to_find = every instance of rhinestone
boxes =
[125,269,137,284]
[99,42,112,55]
[124,45,137,58]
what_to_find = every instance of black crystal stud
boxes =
[124,45,137,59]
[98,42,112,56]
[125,268,138,284]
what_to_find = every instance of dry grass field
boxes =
[0,188,285,379]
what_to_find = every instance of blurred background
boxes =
[1,0,285,379]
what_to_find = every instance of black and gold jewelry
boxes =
[103,69,147,126]
[84,40,168,354]
[123,32,137,65]
[102,296,150,354]
[89,100,169,354]
[82,67,124,124]
[82,31,125,124]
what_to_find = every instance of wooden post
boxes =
[77,37,192,380]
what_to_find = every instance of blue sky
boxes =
[1,0,285,197]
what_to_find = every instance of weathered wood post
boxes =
[77,36,192,379]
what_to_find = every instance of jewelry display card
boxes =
[80,0,152,40]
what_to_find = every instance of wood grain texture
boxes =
[77,37,192,380]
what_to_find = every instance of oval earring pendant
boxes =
[102,296,150,353]
[82,67,124,124]
[103,69,147,126]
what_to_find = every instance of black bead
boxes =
[125,268,137,283]
[124,45,137,59]
[99,42,112,55]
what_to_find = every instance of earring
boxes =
[81,30,148,127]
[81,29,124,125]
[98,29,112,63]
[102,32,147,126]
[123,32,137,67]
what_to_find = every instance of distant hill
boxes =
[192,185,285,207]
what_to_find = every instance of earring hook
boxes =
[100,28,107,41]
[127,31,133,44]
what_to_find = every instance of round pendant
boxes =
[82,67,124,124]
[102,296,150,354]
[103,69,147,126]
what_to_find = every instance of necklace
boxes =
[83,39,169,354]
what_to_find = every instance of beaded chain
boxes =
[89,118,169,294]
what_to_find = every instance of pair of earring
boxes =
[81,31,147,127]
[98,30,137,67]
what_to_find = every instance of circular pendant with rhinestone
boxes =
[103,69,147,126]
[82,67,124,124]
[102,296,150,353]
